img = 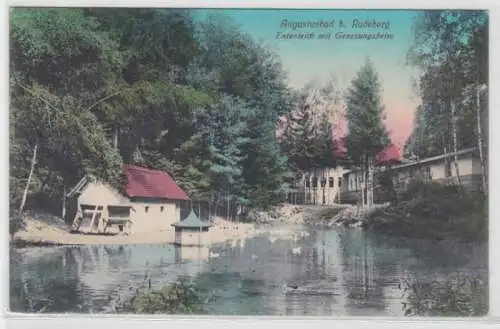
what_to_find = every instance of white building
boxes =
[66,165,190,234]
[340,147,483,204]
[293,166,351,205]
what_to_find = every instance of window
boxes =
[160,206,164,212]
[329,177,334,188]
[338,178,342,188]
[145,206,149,213]
[321,177,327,187]
[312,177,318,188]
[305,178,310,188]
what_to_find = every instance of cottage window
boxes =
[329,177,334,188]
[321,178,327,187]
[338,178,342,187]
[305,178,310,188]
[312,177,318,188]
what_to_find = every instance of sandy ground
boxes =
[13,204,361,247]
[12,212,271,246]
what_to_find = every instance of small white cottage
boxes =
[67,165,190,234]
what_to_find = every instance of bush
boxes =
[117,280,205,314]
[316,207,343,221]
[401,277,488,317]
[366,180,488,242]
[10,210,26,237]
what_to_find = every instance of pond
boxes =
[9,225,487,316]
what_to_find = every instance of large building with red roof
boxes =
[67,165,190,234]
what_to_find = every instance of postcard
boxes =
[8,7,488,317]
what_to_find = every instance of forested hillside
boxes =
[9,8,296,215]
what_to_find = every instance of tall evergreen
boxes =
[345,59,390,207]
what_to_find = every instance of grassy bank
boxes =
[364,181,487,242]
[115,280,206,314]
[401,276,488,317]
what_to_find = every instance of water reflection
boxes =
[10,247,94,313]
[339,230,387,315]
[10,226,487,316]
[174,245,209,263]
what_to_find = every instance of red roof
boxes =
[374,144,402,166]
[124,165,190,200]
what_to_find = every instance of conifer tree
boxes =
[345,59,390,208]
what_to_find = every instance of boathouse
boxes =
[171,209,212,247]
[67,165,190,234]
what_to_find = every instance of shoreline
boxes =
[11,204,374,248]
[11,212,269,248]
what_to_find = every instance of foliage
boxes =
[10,210,26,237]
[9,8,294,216]
[344,58,390,166]
[375,170,398,203]
[401,276,488,316]
[279,78,342,191]
[365,180,488,242]
[280,91,336,171]
[118,280,205,314]
[176,95,251,202]
[405,11,488,159]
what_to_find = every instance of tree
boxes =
[344,59,390,208]
[9,8,295,218]
[176,96,251,216]
[194,14,295,210]
[280,78,343,172]
[407,10,488,190]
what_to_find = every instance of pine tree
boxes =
[345,59,390,208]
[280,80,341,172]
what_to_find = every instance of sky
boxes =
[193,9,422,148]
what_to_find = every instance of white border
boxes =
[2,0,500,328]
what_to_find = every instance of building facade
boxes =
[340,147,483,204]
[67,165,190,234]
[288,166,350,205]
